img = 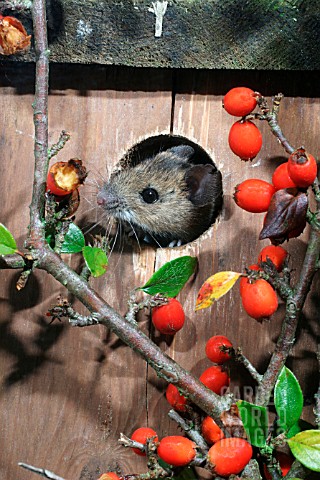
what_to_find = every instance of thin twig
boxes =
[48,130,71,160]
[168,409,209,453]
[314,343,320,428]
[232,348,263,384]
[256,94,295,155]
[18,462,65,480]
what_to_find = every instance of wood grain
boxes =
[0,65,319,479]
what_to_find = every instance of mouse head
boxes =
[97,145,222,244]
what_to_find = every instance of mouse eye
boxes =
[140,187,159,204]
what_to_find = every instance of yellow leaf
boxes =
[195,271,241,311]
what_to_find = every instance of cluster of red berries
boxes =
[98,423,252,479]
[234,147,317,215]
[223,87,261,161]
[224,87,317,213]
[166,334,233,413]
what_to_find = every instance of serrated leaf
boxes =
[259,189,307,244]
[139,256,197,297]
[288,430,320,472]
[274,366,303,431]
[82,246,108,278]
[237,400,268,447]
[60,223,85,253]
[195,271,241,311]
[0,223,18,255]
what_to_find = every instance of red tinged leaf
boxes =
[259,188,307,244]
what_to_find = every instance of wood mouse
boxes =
[97,145,222,247]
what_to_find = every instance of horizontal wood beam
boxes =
[2,0,320,69]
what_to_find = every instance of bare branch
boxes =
[18,462,65,480]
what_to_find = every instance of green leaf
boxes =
[288,430,320,472]
[0,223,17,255]
[60,223,85,253]
[82,246,108,278]
[139,256,197,297]
[287,419,314,439]
[237,400,268,447]
[274,366,303,431]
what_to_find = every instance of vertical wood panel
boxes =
[0,66,319,479]
[0,65,173,479]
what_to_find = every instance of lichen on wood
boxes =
[2,0,320,69]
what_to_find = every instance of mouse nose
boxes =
[97,189,120,210]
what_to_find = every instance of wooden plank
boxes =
[0,64,173,479]
[166,69,320,415]
[0,64,320,480]
[2,0,320,69]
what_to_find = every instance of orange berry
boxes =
[240,279,278,320]
[287,148,317,188]
[228,120,262,161]
[98,473,121,480]
[258,245,288,271]
[166,384,188,412]
[205,335,233,364]
[201,416,224,444]
[157,436,196,467]
[234,179,275,213]
[207,438,253,477]
[199,366,230,395]
[223,87,257,117]
[130,427,158,456]
[151,298,185,335]
[272,162,297,190]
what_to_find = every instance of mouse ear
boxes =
[168,145,195,161]
[185,164,222,206]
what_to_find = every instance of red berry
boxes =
[130,427,158,456]
[46,158,87,197]
[240,278,278,320]
[228,120,262,160]
[263,452,293,479]
[199,366,230,395]
[166,384,188,412]
[234,179,275,213]
[223,87,257,117]
[205,335,233,364]
[98,474,121,480]
[258,245,288,271]
[272,162,297,190]
[157,436,196,467]
[201,416,224,444]
[287,148,317,188]
[151,298,185,335]
[207,438,253,477]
